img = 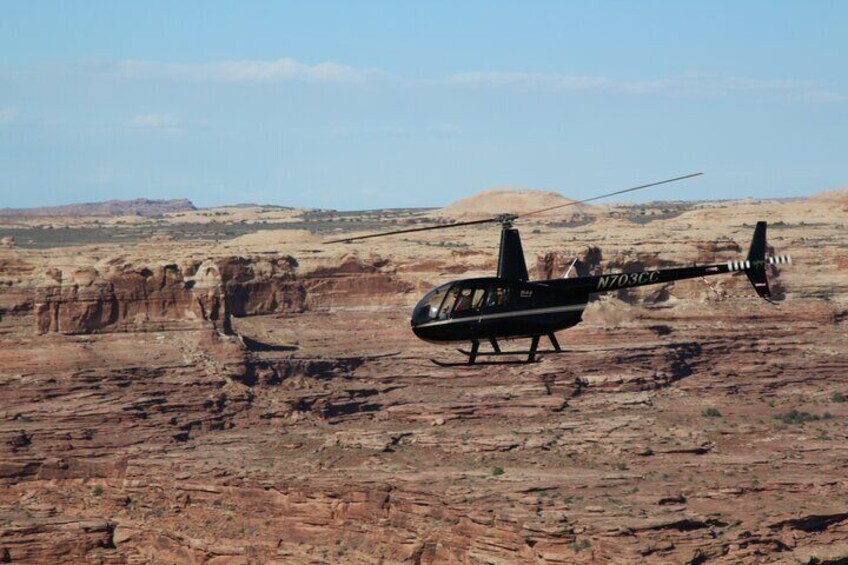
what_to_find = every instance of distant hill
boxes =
[810,187,848,205]
[437,189,595,220]
[0,198,197,217]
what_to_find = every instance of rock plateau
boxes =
[1,190,847,564]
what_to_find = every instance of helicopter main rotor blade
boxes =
[322,172,703,244]
[516,172,703,219]
[322,217,499,244]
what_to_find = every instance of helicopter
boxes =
[325,173,792,366]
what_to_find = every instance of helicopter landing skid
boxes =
[457,348,565,357]
[431,333,563,366]
[430,357,541,367]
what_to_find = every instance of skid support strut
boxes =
[548,332,561,352]
[467,339,481,365]
[528,335,541,363]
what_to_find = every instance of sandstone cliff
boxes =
[1,193,847,564]
[28,252,419,335]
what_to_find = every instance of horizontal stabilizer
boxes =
[726,255,791,272]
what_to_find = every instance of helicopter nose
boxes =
[411,321,435,343]
[410,307,432,336]
[411,302,434,327]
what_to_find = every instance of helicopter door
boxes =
[477,283,514,334]
[447,285,487,330]
[452,287,485,314]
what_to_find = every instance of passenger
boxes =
[486,287,506,306]
[495,288,505,305]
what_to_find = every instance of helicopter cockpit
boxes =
[411,280,513,326]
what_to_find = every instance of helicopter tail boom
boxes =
[551,221,790,300]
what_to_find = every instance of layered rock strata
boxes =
[1,195,847,564]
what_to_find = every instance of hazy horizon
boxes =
[0,183,831,215]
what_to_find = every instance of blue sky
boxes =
[1,1,847,209]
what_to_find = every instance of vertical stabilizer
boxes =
[497,225,529,281]
[747,221,767,263]
[745,221,770,298]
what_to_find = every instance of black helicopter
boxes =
[325,173,792,365]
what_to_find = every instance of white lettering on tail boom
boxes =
[596,271,660,291]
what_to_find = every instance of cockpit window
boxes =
[411,283,491,325]
[412,284,451,324]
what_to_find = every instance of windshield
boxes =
[411,283,453,325]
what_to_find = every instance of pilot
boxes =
[454,288,473,312]
[439,289,461,319]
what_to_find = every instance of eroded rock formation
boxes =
[2,194,848,563]
[29,253,416,335]
[32,256,307,335]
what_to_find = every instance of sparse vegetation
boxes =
[831,392,847,403]
[572,539,592,552]
[702,407,722,418]
[773,409,831,425]
[491,466,505,476]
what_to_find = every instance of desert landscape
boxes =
[1,188,847,564]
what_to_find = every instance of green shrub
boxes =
[491,467,505,476]
[572,539,592,552]
[774,409,820,425]
[702,407,722,418]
